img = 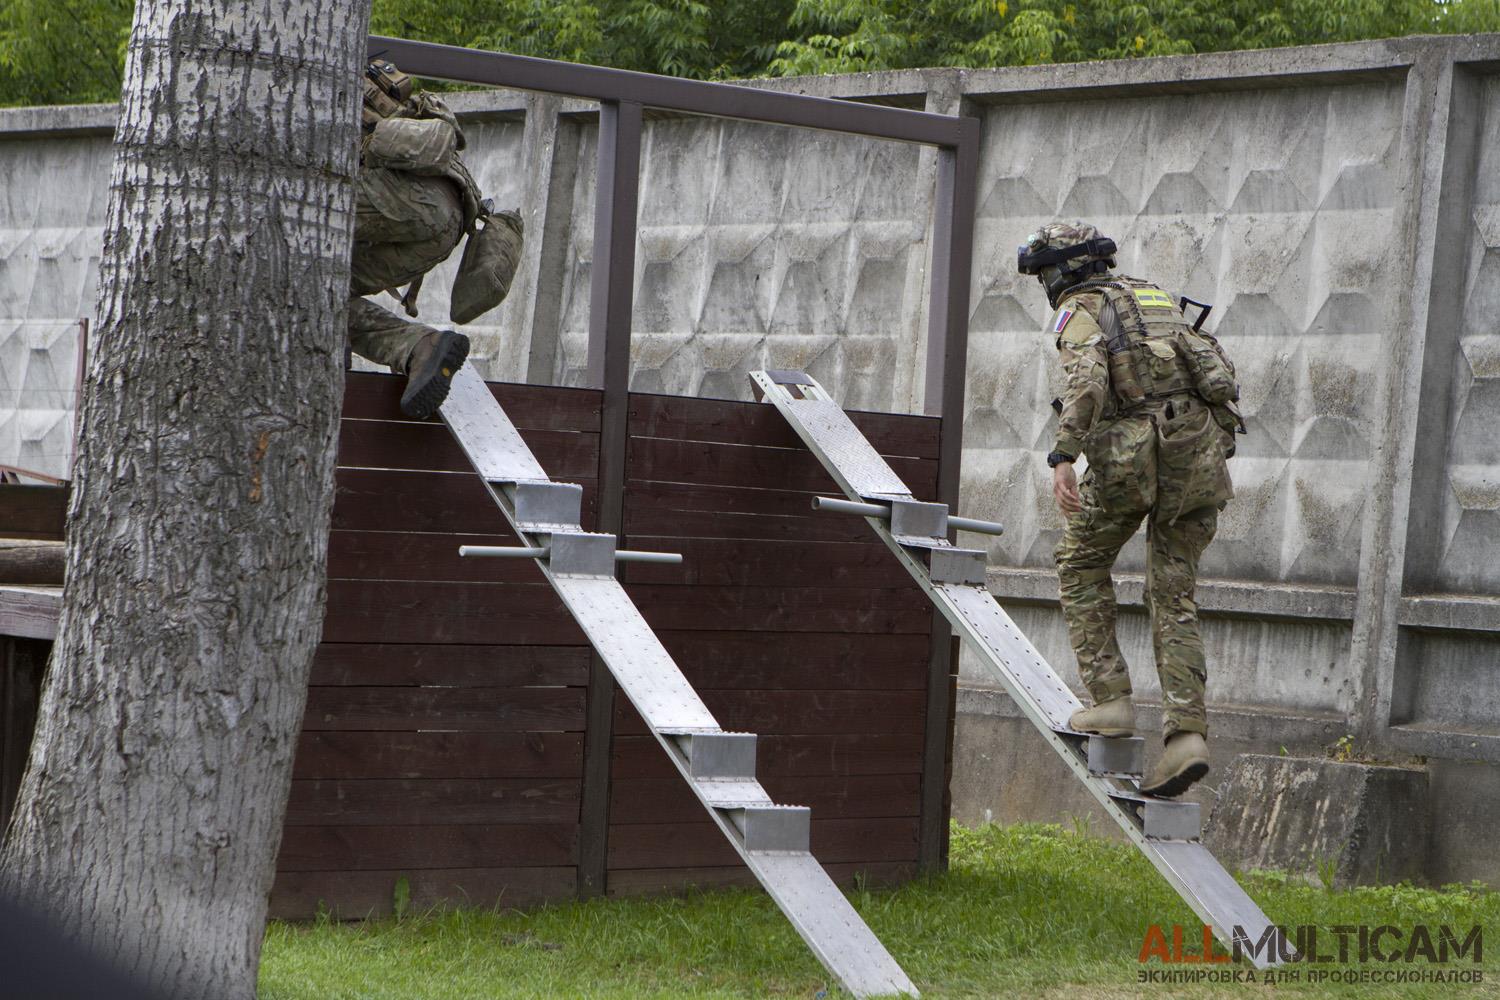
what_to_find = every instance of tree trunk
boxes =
[0,2,371,996]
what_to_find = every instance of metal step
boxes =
[751,368,1287,969]
[438,366,918,998]
[1088,736,1145,779]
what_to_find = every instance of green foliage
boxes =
[369,0,797,80]
[0,0,131,105]
[392,875,411,921]
[4,0,1500,107]
[768,0,1498,73]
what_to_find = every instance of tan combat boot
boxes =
[1141,732,1209,798]
[1067,695,1135,737]
[400,330,470,419]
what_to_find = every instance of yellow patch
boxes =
[1133,288,1176,310]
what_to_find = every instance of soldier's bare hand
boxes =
[1053,462,1082,515]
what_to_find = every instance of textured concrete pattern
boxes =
[546,117,929,410]
[1436,74,1500,595]
[1203,754,1430,887]
[966,80,1403,589]
[0,134,111,478]
[2,35,1498,883]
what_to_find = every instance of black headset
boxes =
[1016,237,1118,276]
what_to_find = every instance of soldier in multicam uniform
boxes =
[1018,221,1243,798]
[353,59,525,418]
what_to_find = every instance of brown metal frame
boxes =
[368,36,980,890]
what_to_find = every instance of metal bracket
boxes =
[927,547,987,586]
[889,498,948,541]
[509,480,584,530]
[734,805,811,853]
[1111,792,1202,842]
[1087,736,1145,778]
[672,731,757,780]
[765,369,813,386]
[548,532,617,577]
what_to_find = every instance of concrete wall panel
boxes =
[964,80,1405,589]
[1,34,1497,881]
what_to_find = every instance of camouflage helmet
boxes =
[1017,221,1117,307]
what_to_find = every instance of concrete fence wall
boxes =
[1,34,1496,881]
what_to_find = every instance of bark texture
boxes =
[0,2,371,996]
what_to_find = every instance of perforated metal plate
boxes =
[749,853,920,998]
[440,365,549,482]
[780,396,912,498]
[940,583,1083,730]
[550,577,719,732]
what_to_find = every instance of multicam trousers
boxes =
[347,167,465,370]
[1055,396,1232,739]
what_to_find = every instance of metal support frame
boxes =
[753,369,1287,969]
[369,33,981,882]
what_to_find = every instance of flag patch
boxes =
[1053,309,1074,334]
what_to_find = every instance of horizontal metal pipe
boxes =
[459,545,548,558]
[814,496,1004,536]
[615,550,683,565]
[949,515,1006,537]
[811,496,890,518]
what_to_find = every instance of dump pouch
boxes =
[450,209,525,325]
[1178,329,1239,405]
[1154,403,1233,523]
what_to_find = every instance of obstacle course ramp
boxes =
[437,365,917,998]
[750,369,1283,969]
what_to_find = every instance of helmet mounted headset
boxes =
[1017,235,1118,308]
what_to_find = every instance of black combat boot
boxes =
[400,330,470,419]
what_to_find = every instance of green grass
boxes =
[259,823,1500,998]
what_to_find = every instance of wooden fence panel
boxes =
[609,391,939,892]
[1,373,950,915]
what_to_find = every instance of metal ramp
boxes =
[750,369,1284,969]
[436,366,918,998]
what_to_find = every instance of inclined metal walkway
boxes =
[438,365,918,998]
[750,369,1283,969]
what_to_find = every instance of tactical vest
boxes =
[1068,276,1237,415]
[361,77,483,236]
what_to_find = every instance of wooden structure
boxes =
[0,370,955,916]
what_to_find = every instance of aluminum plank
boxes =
[551,577,719,732]
[780,396,912,499]
[938,582,1082,731]
[750,853,919,997]
[1151,841,1291,965]
[439,365,549,483]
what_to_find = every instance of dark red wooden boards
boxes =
[0,372,947,917]
[604,390,939,895]
[272,374,600,918]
